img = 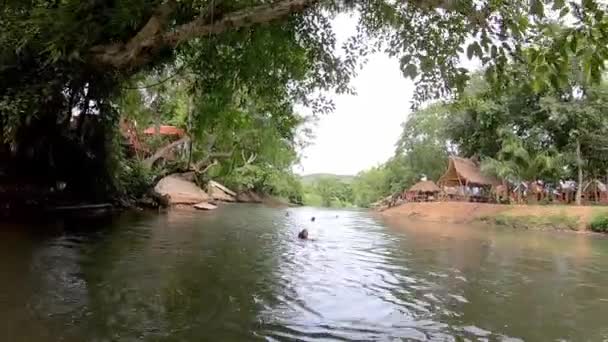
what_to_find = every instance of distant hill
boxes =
[300,173,355,185]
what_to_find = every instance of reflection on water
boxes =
[1,205,608,341]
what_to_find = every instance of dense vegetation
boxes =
[302,175,355,207]
[589,212,608,232]
[348,71,608,207]
[1,0,608,208]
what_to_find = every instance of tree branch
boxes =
[89,0,318,70]
[143,136,189,168]
[164,0,317,46]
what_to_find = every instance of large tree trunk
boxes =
[575,138,583,206]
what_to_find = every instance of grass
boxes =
[480,212,580,231]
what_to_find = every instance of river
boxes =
[1,205,607,341]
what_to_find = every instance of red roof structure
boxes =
[143,125,186,136]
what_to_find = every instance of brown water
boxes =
[1,205,608,341]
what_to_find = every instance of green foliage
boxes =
[395,103,451,181]
[313,177,354,207]
[302,191,323,207]
[2,0,608,204]
[351,167,390,207]
[481,135,563,184]
[301,174,354,185]
[115,158,157,202]
[353,66,608,206]
[302,176,355,208]
[588,213,608,233]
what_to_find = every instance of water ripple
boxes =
[0,206,607,341]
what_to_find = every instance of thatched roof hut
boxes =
[406,180,441,202]
[437,157,500,187]
[408,180,441,193]
[583,179,607,193]
[582,179,608,203]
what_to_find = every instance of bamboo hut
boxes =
[582,179,608,204]
[437,157,500,202]
[406,180,441,202]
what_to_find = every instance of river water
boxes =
[1,205,608,341]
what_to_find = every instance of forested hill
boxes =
[300,174,355,185]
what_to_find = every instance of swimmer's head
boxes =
[298,229,309,239]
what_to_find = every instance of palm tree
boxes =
[481,137,562,202]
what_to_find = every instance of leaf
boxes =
[559,6,570,18]
[467,43,476,60]
[552,0,565,11]
[530,0,544,17]
[569,35,578,53]
[517,16,529,30]
[404,64,418,79]
[536,64,550,75]
[420,57,434,72]
[531,78,544,93]
[400,55,412,67]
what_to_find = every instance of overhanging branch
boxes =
[89,0,318,70]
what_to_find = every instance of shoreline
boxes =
[378,202,608,234]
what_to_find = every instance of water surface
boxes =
[1,205,607,341]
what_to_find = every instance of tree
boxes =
[2,0,608,204]
[395,103,451,181]
[351,167,388,207]
[481,135,562,186]
[539,88,608,205]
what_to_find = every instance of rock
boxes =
[208,181,236,196]
[194,202,218,210]
[208,186,236,202]
[206,181,236,202]
[153,174,210,205]
[236,191,263,203]
[176,171,196,182]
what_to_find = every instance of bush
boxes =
[115,159,156,201]
[588,213,608,233]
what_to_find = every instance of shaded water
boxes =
[1,205,608,341]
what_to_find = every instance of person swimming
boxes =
[298,229,309,239]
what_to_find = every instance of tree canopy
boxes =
[2,0,608,203]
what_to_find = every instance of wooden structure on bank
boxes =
[406,180,441,202]
[437,157,500,202]
[582,179,608,204]
[143,125,186,137]
[512,181,546,203]
[558,180,577,204]
[120,119,148,158]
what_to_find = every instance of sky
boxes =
[295,14,415,176]
[295,13,482,176]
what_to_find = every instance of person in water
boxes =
[311,216,316,222]
[298,229,309,239]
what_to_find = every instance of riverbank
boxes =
[379,202,608,231]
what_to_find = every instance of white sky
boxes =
[295,14,415,176]
[295,14,481,176]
